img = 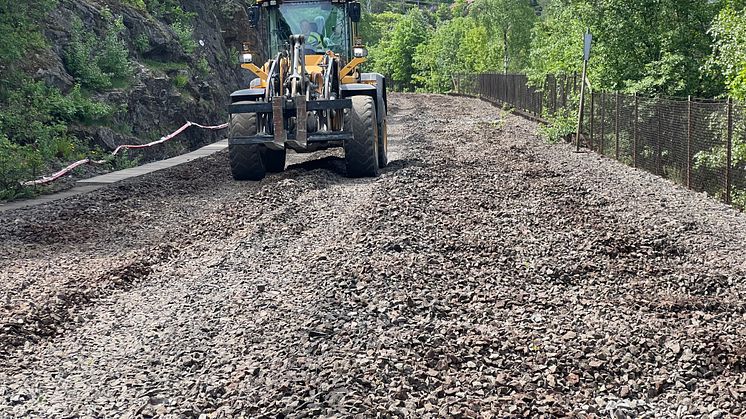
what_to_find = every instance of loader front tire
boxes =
[377,104,389,168]
[229,114,266,181]
[345,96,379,178]
[263,148,286,173]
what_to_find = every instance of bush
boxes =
[145,0,196,25]
[50,85,114,123]
[0,80,113,197]
[98,16,132,81]
[539,104,578,144]
[0,0,55,63]
[65,18,112,89]
[143,0,198,55]
[122,0,146,10]
[0,135,43,200]
[172,74,189,88]
[172,21,197,54]
[64,14,132,90]
[135,34,150,54]
[196,56,210,77]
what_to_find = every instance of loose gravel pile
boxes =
[1,94,745,418]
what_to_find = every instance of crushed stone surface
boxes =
[0,93,745,418]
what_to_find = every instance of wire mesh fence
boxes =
[453,73,746,210]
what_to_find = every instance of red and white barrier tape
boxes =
[22,121,229,186]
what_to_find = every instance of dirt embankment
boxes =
[1,94,745,417]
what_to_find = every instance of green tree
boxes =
[709,1,746,99]
[469,0,537,73]
[435,3,452,22]
[527,0,725,97]
[414,15,502,93]
[414,17,472,92]
[371,8,430,91]
[360,11,403,47]
[527,0,591,84]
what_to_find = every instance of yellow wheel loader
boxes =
[228,0,388,181]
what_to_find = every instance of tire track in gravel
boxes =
[1,93,746,417]
[0,94,419,417]
[0,98,420,359]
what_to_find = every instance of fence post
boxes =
[509,75,513,105]
[633,93,639,168]
[576,61,589,152]
[552,76,557,115]
[726,97,733,204]
[687,95,693,189]
[562,76,566,108]
[615,91,620,160]
[573,72,578,93]
[538,81,543,116]
[590,91,595,152]
[600,92,606,154]
[656,102,662,176]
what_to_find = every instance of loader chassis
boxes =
[227,0,388,181]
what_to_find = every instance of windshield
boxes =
[267,2,350,57]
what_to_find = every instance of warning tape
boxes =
[21,121,229,186]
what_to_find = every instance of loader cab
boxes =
[255,0,359,60]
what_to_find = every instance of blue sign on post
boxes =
[584,31,593,61]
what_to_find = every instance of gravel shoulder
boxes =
[1,93,745,417]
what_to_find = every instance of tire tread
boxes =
[345,96,379,177]
[229,114,266,181]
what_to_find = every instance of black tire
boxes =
[229,114,266,181]
[345,96,379,178]
[377,104,389,168]
[262,148,286,173]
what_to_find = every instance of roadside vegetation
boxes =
[0,0,113,199]
[2,0,745,201]
[362,0,745,100]
[361,0,746,207]
[0,0,204,200]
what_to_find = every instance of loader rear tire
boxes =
[345,96,379,178]
[229,114,266,181]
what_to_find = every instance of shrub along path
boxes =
[0,94,744,417]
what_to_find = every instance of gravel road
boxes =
[1,93,745,418]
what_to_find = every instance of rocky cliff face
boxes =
[33,0,261,155]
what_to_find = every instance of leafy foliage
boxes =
[362,0,735,98]
[527,1,590,85]
[414,17,500,92]
[135,34,151,54]
[469,0,536,72]
[0,1,119,198]
[0,81,113,198]
[144,0,198,54]
[172,21,198,54]
[65,13,132,90]
[369,9,429,91]
[0,0,55,64]
[708,2,746,100]
[527,0,723,97]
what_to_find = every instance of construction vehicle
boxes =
[228,0,388,180]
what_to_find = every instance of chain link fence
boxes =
[454,73,746,210]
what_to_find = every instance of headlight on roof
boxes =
[353,47,368,58]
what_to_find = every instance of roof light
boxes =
[353,47,368,58]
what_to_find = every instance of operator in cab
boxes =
[300,19,324,52]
